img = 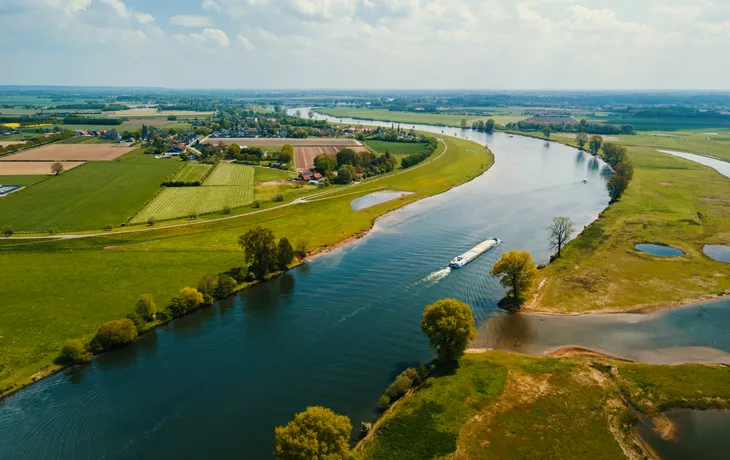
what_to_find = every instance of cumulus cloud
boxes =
[100,0,129,18]
[62,0,93,15]
[237,32,255,50]
[175,28,230,48]
[170,15,213,27]
[289,0,357,20]
[135,12,155,24]
[202,0,221,12]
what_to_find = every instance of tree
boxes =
[420,299,476,362]
[589,135,603,155]
[135,293,157,321]
[295,109,302,119]
[489,251,538,303]
[60,340,92,363]
[274,406,352,460]
[308,110,315,119]
[51,162,64,175]
[198,273,219,296]
[95,319,138,350]
[542,126,552,140]
[281,144,294,164]
[460,118,468,129]
[169,287,205,317]
[3,227,13,237]
[238,226,278,279]
[314,154,337,173]
[336,148,359,167]
[607,173,630,202]
[485,118,495,134]
[546,216,574,258]
[277,237,295,269]
[215,274,237,298]
[334,165,354,184]
[227,143,241,159]
[576,132,588,150]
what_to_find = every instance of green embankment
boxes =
[359,350,730,460]
[0,135,493,397]
[0,148,182,232]
[318,107,526,127]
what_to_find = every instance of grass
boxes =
[0,135,492,396]
[54,136,113,145]
[359,350,730,459]
[318,108,526,127]
[363,140,428,155]
[613,129,730,163]
[0,149,181,232]
[253,167,297,182]
[204,163,255,186]
[534,142,730,313]
[131,186,255,223]
[0,175,48,186]
[588,116,730,131]
[254,183,316,202]
[172,164,212,183]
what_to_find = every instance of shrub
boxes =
[379,394,391,410]
[274,407,352,460]
[3,227,13,237]
[216,274,237,298]
[295,238,308,258]
[95,319,138,350]
[60,340,92,364]
[147,216,156,226]
[385,373,415,400]
[277,237,295,269]
[156,309,171,322]
[135,294,156,321]
[104,224,113,231]
[252,200,261,208]
[169,287,205,318]
[273,193,284,202]
[188,211,198,220]
[222,205,232,215]
[231,266,250,283]
[197,273,219,296]
[126,312,145,331]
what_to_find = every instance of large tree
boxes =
[485,118,495,134]
[589,135,603,155]
[420,298,476,362]
[314,154,337,173]
[135,294,156,321]
[489,251,538,303]
[576,132,588,150]
[51,162,64,175]
[274,406,352,460]
[239,226,278,279]
[542,126,552,140]
[546,216,574,258]
[277,237,295,269]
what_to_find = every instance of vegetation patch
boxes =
[204,163,255,186]
[132,186,254,223]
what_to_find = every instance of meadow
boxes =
[253,166,297,182]
[0,175,47,186]
[363,140,428,155]
[317,107,527,127]
[0,135,492,395]
[172,163,212,183]
[204,163,255,186]
[589,115,730,131]
[358,350,730,459]
[131,186,255,222]
[0,149,181,232]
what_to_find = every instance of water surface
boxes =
[658,149,730,179]
[636,243,685,257]
[351,190,412,211]
[635,409,730,460]
[704,245,730,263]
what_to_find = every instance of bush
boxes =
[3,227,13,237]
[231,266,250,283]
[295,238,308,258]
[147,216,156,226]
[385,373,415,400]
[379,394,391,410]
[156,309,171,322]
[126,312,145,331]
[60,340,92,364]
[216,274,237,298]
[277,237,295,269]
[95,319,138,350]
[197,273,219,296]
[252,200,261,208]
[273,193,284,202]
[188,211,198,220]
[168,287,205,318]
[222,205,232,215]
[104,224,113,231]
[135,293,156,321]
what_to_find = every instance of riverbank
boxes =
[0,135,494,401]
[356,349,730,460]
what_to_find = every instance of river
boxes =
[0,114,723,459]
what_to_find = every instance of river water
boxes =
[0,114,725,459]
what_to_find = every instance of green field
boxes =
[0,135,492,396]
[589,116,730,131]
[0,149,181,232]
[359,351,730,459]
[204,163,255,186]
[132,186,255,222]
[253,167,297,182]
[318,107,526,127]
[54,136,113,144]
[172,163,212,183]
[363,140,428,155]
[0,175,48,186]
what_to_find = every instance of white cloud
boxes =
[237,32,255,50]
[62,0,93,15]
[101,0,129,18]
[175,28,230,48]
[202,0,221,12]
[289,0,357,20]
[567,5,648,33]
[135,12,155,24]
[170,14,213,27]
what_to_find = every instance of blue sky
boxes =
[1,0,729,89]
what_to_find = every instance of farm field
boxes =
[204,163,255,186]
[0,143,134,161]
[172,163,212,183]
[317,107,527,127]
[254,183,316,202]
[363,140,427,155]
[54,136,113,144]
[0,161,85,175]
[0,135,491,395]
[132,186,254,222]
[205,137,363,147]
[105,108,216,117]
[0,175,47,185]
[253,166,297,182]
[588,116,730,131]
[122,118,172,126]
[0,140,25,147]
[0,149,181,231]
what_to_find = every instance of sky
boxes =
[1,0,729,90]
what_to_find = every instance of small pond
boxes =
[351,190,413,211]
[636,243,685,257]
[635,409,730,460]
[704,245,730,263]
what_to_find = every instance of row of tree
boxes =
[238,226,297,280]
[508,119,635,135]
[401,137,439,168]
[602,143,634,202]
[0,130,75,155]
[314,148,398,182]
[472,119,495,133]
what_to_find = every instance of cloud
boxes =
[289,0,357,20]
[62,0,93,15]
[170,15,213,27]
[237,32,255,50]
[202,0,221,12]
[100,0,129,18]
[135,12,155,24]
[175,28,230,48]
[566,5,648,33]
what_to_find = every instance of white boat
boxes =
[449,238,501,268]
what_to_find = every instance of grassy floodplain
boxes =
[358,350,730,460]
[0,148,181,232]
[172,163,212,183]
[252,166,297,182]
[529,132,730,313]
[204,163,255,186]
[0,135,492,396]
[363,140,428,155]
[318,107,526,127]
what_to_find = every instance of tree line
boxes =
[508,119,635,135]
[0,130,74,156]
[314,148,398,184]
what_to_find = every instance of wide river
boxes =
[0,113,726,459]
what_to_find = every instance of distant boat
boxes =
[582,179,588,184]
[449,238,501,268]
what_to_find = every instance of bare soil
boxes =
[0,161,85,175]
[0,144,133,161]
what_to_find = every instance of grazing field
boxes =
[204,163,255,186]
[317,107,527,127]
[132,186,254,222]
[359,350,730,460]
[555,132,619,142]
[363,140,428,155]
[172,163,212,183]
[0,175,47,186]
[254,183,316,202]
[0,161,86,175]
[0,143,134,161]
[205,137,363,147]
[0,150,181,231]
[614,130,730,162]
[253,167,297,182]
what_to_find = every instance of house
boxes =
[312,172,323,180]
[300,171,314,181]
